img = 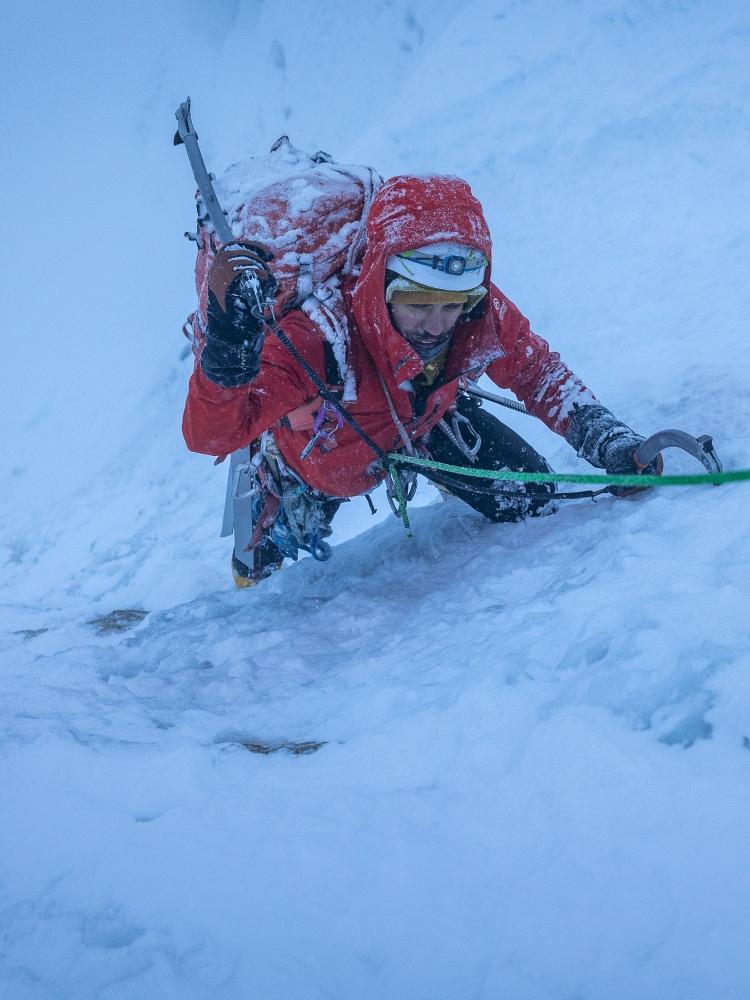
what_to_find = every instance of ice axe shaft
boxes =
[174,97,233,244]
[465,381,529,414]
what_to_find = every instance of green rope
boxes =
[387,453,750,489]
[388,463,413,537]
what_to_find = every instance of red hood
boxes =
[351,174,495,388]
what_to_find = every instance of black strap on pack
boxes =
[257,305,389,462]
[323,340,344,388]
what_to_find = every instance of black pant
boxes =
[421,394,556,522]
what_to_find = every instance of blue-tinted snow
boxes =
[1,1,749,998]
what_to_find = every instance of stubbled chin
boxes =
[406,335,452,361]
[405,333,450,348]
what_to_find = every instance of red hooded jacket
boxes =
[183,175,598,497]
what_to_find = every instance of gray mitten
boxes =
[566,403,662,494]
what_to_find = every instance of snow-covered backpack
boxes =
[184,136,382,401]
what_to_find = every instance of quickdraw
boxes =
[299,399,345,460]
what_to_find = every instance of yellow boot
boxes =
[231,553,283,589]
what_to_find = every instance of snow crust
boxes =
[2,1,750,998]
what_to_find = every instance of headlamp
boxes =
[386,242,488,291]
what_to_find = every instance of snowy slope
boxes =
[2,2,750,998]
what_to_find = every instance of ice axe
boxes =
[634,429,723,476]
[465,382,723,480]
[174,97,234,244]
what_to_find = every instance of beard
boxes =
[402,329,453,360]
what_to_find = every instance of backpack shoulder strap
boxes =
[276,329,343,433]
[322,339,344,388]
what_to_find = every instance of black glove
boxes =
[566,404,662,495]
[200,241,278,388]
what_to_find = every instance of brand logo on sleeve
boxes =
[493,298,508,319]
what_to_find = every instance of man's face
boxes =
[389,300,465,352]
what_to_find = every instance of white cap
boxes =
[386,241,488,291]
